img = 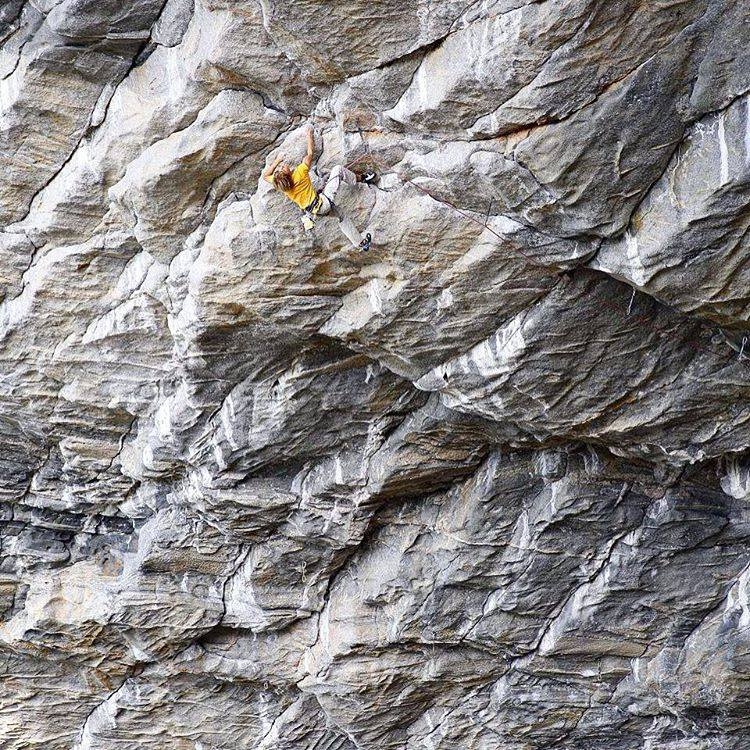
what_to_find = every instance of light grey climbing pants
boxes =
[316,165,365,249]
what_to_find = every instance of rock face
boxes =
[1,2,749,748]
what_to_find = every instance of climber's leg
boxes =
[319,167,371,250]
[337,214,369,250]
[314,194,367,249]
[321,165,357,203]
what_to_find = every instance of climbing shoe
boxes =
[358,233,372,252]
[360,170,377,185]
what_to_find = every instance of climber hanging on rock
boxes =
[263,125,375,252]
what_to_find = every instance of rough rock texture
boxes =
[1,2,749,748]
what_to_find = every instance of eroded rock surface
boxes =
[1,2,749,748]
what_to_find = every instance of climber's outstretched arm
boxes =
[303,126,314,168]
[263,154,285,184]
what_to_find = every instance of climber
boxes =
[263,125,375,251]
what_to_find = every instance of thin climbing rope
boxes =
[345,147,750,374]
[346,150,547,268]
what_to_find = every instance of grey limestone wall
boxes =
[1,1,749,748]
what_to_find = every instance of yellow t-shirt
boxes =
[283,163,317,210]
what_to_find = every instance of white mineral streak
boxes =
[720,455,750,499]
[624,229,648,286]
[1,2,749,749]
[718,110,730,184]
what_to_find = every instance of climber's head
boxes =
[273,163,294,192]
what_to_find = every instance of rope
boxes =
[343,145,750,374]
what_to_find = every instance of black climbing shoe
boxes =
[360,170,377,185]
[358,233,371,252]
